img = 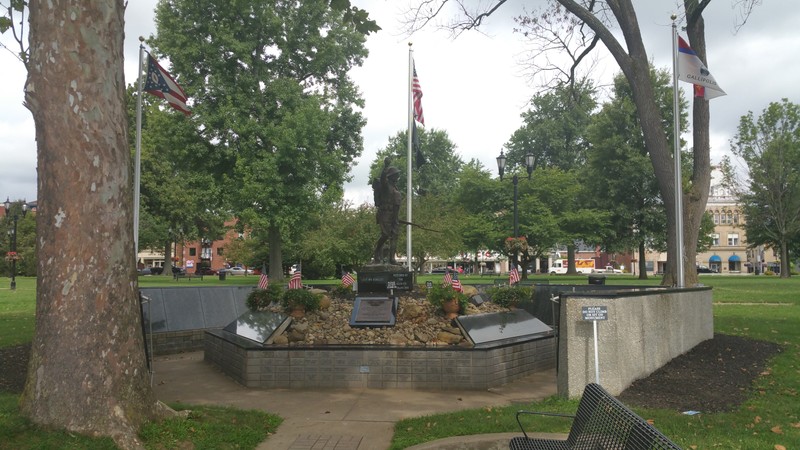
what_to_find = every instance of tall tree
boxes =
[585,68,680,278]
[506,79,596,172]
[405,0,760,286]
[151,0,371,282]
[371,127,464,199]
[19,1,171,447]
[727,99,800,278]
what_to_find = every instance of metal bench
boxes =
[510,383,682,450]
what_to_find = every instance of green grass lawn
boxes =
[2,275,799,449]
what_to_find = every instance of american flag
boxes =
[443,270,452,286]
[257,274,269,289]
[412,61,424,125]
[341,272,355,287]
[144,54,191,115]
[451,273,463,292]
[509,267,521,285]
[288,272,302,289]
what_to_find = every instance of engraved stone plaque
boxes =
[349,296,397,327]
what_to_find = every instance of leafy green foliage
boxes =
[584,68,681,257]
[425,283,469,312]
[487,285,532,308]
[729,98,800,277]
[506,80,597,172]
[281,288,322,312]
[150,0,369,280]
[246,284,284,310]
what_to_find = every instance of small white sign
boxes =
[186,259,195,268]
[582,305,608,321]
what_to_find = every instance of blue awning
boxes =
[729,255,741,262]
[709,255,721,263]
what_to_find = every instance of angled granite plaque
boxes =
[349,296,397,327]
[223,310,292,344]
[456,309,552,347]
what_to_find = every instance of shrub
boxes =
[330,284,353,299]
[246,283,284,310]
[426,283,469,313]
[281,288,322,312]
[487,285,532,308]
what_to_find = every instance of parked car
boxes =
[430,267,453,274]
[148,266,164,275]
[592,266,623,274]
[137,267,155,276]
[172,266,186,275]
[221,266,253,275]
[196,267,217,275]
[696,265,717,274]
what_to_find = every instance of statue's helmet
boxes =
[385,167,400,179]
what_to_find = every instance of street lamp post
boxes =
[4,198,28,290]
[496,151,535,272]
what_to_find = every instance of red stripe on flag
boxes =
[412,62,424,125]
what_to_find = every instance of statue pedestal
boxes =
[357,264,413,294]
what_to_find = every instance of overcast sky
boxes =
[1,1,798,207]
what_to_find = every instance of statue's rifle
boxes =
[398,219,441,233]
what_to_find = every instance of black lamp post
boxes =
[496,151,535,271]
[4,198,27,291]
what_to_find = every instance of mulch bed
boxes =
[1,334,782,414]
[618,333,782,412]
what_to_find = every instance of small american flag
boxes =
[451,273,463,292]
[509,267,521,285]
[341,272,355,287]
[257,274,269,289]
[443,271,452,286]
[412,61,424,125]
[288,272,302,289]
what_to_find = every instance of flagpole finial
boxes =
[139,36,145,43]
[408,42,412,47]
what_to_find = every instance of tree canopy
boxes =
[150,0,372,280]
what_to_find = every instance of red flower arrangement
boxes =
[5,251,20,261]
[504,236,529,254]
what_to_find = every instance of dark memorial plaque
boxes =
[456,309,553,347]
[349,296,397,327]
[358,271,413,293]
[223,310,291,344]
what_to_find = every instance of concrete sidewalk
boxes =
[153,351,558,449]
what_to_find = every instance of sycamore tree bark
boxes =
[20,1,171,448]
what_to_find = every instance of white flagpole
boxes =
[406,43,414,272]
[134,37,146,259]
[671,19,685,287]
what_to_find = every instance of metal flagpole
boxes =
[134,37,146,259]
[406,43,414,272]
[671,19,685,287]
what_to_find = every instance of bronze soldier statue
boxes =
[372,158,402,265]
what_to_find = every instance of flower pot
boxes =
[441,298,461,319]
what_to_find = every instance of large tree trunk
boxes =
[20,1,168,448]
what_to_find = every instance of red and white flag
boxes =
[676,36,725,100]
[509,267,521,285]
[341,272,355,287]
[412,60,425,125]
[443,271,452,286]
[144,54,191,115]
[288,272,302,289]
[257,274,269,289]
[451,273,463,292]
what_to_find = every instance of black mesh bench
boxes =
[510,383,682,450]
